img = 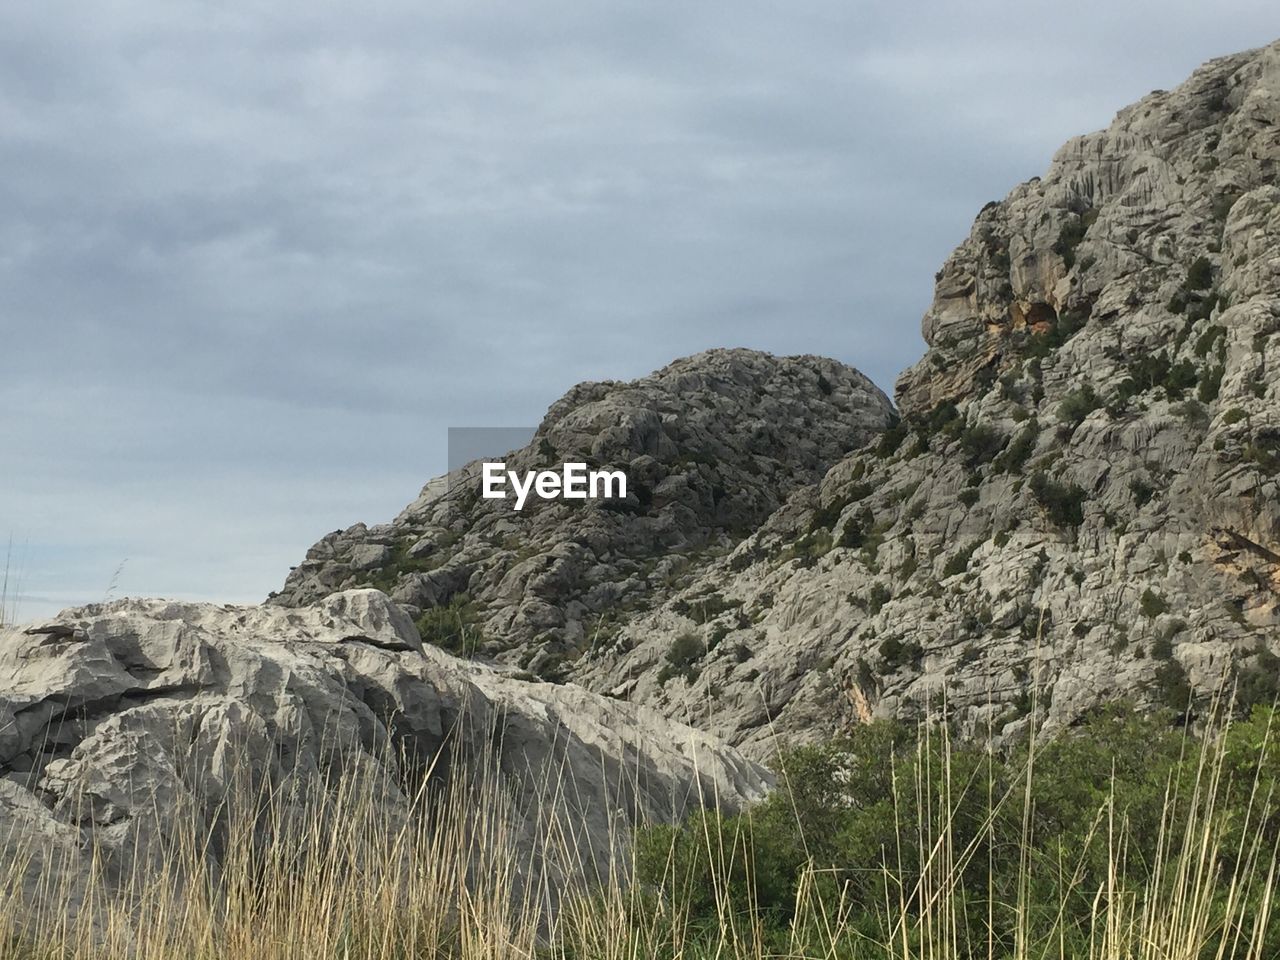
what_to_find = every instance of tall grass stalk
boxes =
[1,703,1276,958]
[0,536,17,628]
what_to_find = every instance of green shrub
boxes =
[911,402,961,446]
[415,593,486,656]
[1199,363,1225,402]
[633,706,1280,956]
[1187,288,1221,324]
[1211,190,1241,222]
[1029,472,1087,527]
[1140,589,1170,618]
[1194,324,1227,358]
[874,418,909,458]
[993,421,1038,474]
[808,483,872,533]
[837,511,871,549]
[1052,209,1098,268]
[878,636,924,671]
[1185,256,1214,290]
[1175,400,1210,426]
[866,582,893,615]
[1244,435,1280,474]
[942,541,981,578]
[657,632,705,684]
[1117,351,1199,402]
[959,422,1007,465]
[672,591,742,625]
[1058,384,1101,428]
[1153,659,1191,711]
[1129,477,1156,507]
[1235,647,1280,712]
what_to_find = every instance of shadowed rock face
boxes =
[573,41,1280,756]
[271,348,895,679]
[0,590,771,918]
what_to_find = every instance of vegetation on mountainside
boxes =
[5,702,1279,959]
[632,703,1280,958]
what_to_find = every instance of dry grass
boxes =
[1,703,1276,959]
[0,537,18,629]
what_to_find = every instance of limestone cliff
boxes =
[271,42,1280,759]
[0,591,769,917]
[576,41,1280,755]
[271,348,894,681]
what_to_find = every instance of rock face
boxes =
[271,348,894,680]
[0,591,771,916]
[572,41,1280,755]
[278,43,1278,762]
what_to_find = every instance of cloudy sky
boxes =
[2,2,1275,622]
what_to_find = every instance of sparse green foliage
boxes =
[1212,190,1242,222]
[1129,477,1156,507]
[866,582,892,615]
[959,422,1006,466]
[657,632,705,684]
[1140,588,1170,618]
[1153,659,1191,711]
[1199,363,1225,402]
[636,706,1280,958]
[1194,324,1227,358]
[672,591,742,625]
[1186,256,1214,290]
[878,636,924,671]
[1052,208,1098,268]
[415,593,486,656]
[1117,350,1199,402]
[874,418,909,458]
[1029,471,1087,527]
[993,421,1038,474]
[808,483,871,534]
[1058,384,1101,428]
[942,541,981,578]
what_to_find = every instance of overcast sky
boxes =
[2,2,1275,622]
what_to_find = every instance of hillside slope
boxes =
[271,349,894,680]
[574,41,1280,755]
[273,42,1280,760]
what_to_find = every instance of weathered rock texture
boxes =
[272,348,894,681]
[267,43,1280,761]
[572,41,1280,756]
[0,591,770,916]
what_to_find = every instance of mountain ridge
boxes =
[273,41,1280,757]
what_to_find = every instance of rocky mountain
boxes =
[271,349,894,681]
[272,41,1280,759]
[573,40,1280,754]
[0,591,769,919]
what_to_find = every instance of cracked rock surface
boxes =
[572,41,1280,756]
[271,347,894,680]
[0,590,770,917]
[270,42,1280,759]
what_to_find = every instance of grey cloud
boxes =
[2,1,1276,619]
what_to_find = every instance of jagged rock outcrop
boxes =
[0,591,770,919]
[271,348,894,680]
[267,43,1279,762]
[571,41,1280,756]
